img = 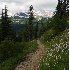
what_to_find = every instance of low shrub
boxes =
[0,39,23,63]
[41,29,56,41]
[0,39,38,70]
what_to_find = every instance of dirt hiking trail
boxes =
[15,40,47,70]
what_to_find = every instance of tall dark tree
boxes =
[52,0,69,32]
[0,5,16,41]
[28,5,34,41]
[55,0,69,18]
[63,0,69,17]
[20,5,34,42]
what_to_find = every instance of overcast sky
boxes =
[0,0,58,14]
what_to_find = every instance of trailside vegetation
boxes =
[40,0,69,70]
[0,5,38,70]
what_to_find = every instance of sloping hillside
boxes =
[40,28,69,70]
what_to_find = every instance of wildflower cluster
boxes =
[40,29,69,70]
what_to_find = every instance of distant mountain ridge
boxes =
[14,12,28,18]
[9,10,53,19]
[34,10,53,18]
[9,10,53,24]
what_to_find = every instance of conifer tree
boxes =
[0,5,16,41]
[63,0,69,17]
[53,0,69,32]
[55,0,69,18]
[28,5,34,41]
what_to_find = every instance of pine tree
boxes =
[23,5,35,41]
[0,5,16,41]
[28,5,34,41]
[55,0,69,18]
[53,0,69,32]
[63,0,69,17]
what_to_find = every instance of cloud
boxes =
[0,0,58,14]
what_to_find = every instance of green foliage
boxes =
[21,22,30,41]
[44,0,69,34]
[0,39,23,63]
[34,22,39,39]
[0,40,38,70]
[45,16,68,34]
[40,1,69,69]
[0,5,16,41]
[40,29,69,70]
[37,19,47,38]
[26,5,34,41]
[55,0,69,18]
[19,20,39,42]
[49,17,68,32]
[42,29,56,41]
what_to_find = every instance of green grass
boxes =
[40,29,69,70]
[0,40,38,70]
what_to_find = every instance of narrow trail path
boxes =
[15,40,47,70]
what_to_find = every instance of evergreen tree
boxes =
[28,5,34,41]
[22,5,34,41]
[55,0,69,18]
[63,0,69,17]
[0,5,16,41]
[52,0,69,32]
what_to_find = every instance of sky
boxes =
[0,0,58,14]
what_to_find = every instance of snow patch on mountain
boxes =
[8,9,53,19]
